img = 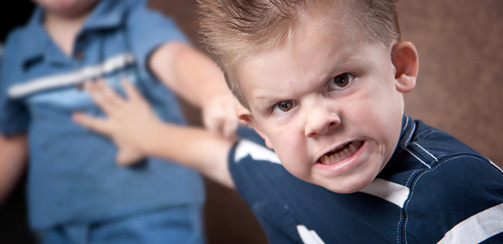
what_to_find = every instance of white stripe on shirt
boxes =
[8,53,135,98]
[297,225,326,244]
[438,202,503,244]
[404,148,432,169]
[234,140,281,165]
[359,178,410,208]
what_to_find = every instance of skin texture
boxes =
[0,135,28,204]
[32,0,99,18]
[73,80,235,188]
[237,15,418,193]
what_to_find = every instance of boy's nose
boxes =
[304,104,340,137]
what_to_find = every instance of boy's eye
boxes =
[272,100,296,113]
[329,73,353,89]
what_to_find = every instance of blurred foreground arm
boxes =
[150,42,238,139]
[73,80,235,188]
[0,134,28,205]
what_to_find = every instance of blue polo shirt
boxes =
[0,0,204,230]
[230,117,503,243]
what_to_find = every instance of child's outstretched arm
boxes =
[0,134,28,204]
[73,79,235,188]
[149,42,238,140]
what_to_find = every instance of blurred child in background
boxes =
[0,0,237,243]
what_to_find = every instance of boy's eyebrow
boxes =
[251,92,284,109]
[326,49,373,76]
[330,49,367,68]
[249,85,302,111]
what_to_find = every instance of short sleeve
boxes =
[125,0,190,76]
[0,31,30,135]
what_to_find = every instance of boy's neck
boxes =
[44,11,90,56]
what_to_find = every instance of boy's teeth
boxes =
[319,141,362,164]
[349,142,357,152]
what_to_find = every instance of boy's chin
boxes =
[315,177,374,194]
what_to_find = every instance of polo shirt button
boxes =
[75,51,84,61]
[77,35,86,43]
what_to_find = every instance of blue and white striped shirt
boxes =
[229,116,503,243]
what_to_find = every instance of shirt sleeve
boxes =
[125,0,190,77]
[227,127,307,243]
[405,154,503,243]
[0,30,29,135]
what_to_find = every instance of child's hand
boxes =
[201,92,239,140]
[72,79,162,166]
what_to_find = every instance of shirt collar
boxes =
[22,7,73,66]
[20,0,132,67]
[81,0,131,31]
[397,114,416,150]
[21,7,49,63]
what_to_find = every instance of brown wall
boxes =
[150,0,503,243]
[1,1,500,243]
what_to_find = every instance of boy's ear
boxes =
[391,41,418,93]
[237,106,275,149]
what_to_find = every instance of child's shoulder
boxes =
[3,6,40,57]
[2,26,32,65]
[394,119,503,242]
[410,119,490,165]
[403,117,502,195]
[388,116,501,187]
[4,27,28,49]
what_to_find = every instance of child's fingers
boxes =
[116,149,143,167]
[84,81,114,115]
[96,80,127,107]
[121,78,144,104]
[223,117,238,140]
[85,80,122,115]
[72,112,112,136]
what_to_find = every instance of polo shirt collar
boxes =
[397,115,416,150]
[21,7,50,63]
[23,7,71,66]
[81,0,131,31]
[20,0,131,66]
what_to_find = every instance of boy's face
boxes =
[236,16,417,193]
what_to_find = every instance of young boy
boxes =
[0,0,238,243]
[74,0,503,243]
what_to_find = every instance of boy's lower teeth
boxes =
[320,141,361,164]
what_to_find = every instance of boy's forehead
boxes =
[233,12,361,66]
[232,17,369,104]
[230,4,364,69]
[218,0,396,107]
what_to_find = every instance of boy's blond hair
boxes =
[198,0,401,107]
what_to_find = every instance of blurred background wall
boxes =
[1,0,501,243]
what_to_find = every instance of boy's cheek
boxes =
[254,127,274,149]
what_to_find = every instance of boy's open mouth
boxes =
[318,141,364,165]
